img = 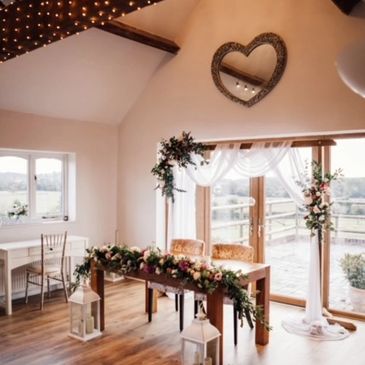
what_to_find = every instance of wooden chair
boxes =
[195,243,254,346]
[148,238,205,331]
[25,232,68,310]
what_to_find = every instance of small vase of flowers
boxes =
[7,200,28,221]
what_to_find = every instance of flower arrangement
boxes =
[7,200,28,220]
[300,161,342,237]
[340,253,365,290]
[151,131,207,202]
[74,245,270,330]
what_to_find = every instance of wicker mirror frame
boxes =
[211,33,287,107]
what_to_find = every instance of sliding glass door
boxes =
[264,147,312,301]
[210,170,251,245]
[201,135,365,319]
[329,138,365,316]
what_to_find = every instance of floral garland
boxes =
[151,131,207,202]
[300,161,342,237]
[74,245,270,330]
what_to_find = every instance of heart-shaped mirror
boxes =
[211,33,287,107]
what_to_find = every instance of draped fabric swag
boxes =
[156,139,348,341]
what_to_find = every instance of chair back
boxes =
[171,239,205,257]
[212,243,253,263]
[41,231,68,274]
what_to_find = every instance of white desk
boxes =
[0,235,89,315]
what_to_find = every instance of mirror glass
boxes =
[211,33,287,107]
[219,45,277,102]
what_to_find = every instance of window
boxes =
[0,150,73,225]
[198,134,365,319]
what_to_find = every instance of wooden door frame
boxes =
[196,134,365,320]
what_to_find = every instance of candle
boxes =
[204,357,212,365]
[193,351,200,365]
[86,315,94,334]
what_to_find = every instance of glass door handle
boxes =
[258,224,265,238]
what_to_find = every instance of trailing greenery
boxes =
[340,253,365,290]
[74,245,270,330]
[299,161,343,237]
[151,131,207,202]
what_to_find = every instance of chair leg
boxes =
[194,300,198,318]
[175,294,178,312]
[47,277,50,298]
[40,277,45,311]
[179,294,184,332]
[61,273,68,303]
[148,288,153,322]
[244,307,254,329]
[233,306,238,346]
[25,272,30,304]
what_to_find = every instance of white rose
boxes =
[313,206,321,214]
[316,192,321,197]
[193,271,201,281]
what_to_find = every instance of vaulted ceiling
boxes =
[0,0,198,124]
[0,0,362,125]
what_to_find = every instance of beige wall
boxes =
[117,0,365,246]
[0,109,118,246]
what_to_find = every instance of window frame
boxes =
[197,133,365,321]
[0,149,70,225]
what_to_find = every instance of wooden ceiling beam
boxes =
[220,62,265,87]
[0,0,166,63]
[96,20,179,54]
[331,0,361,14]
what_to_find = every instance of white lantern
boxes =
[180,309,221,365]
[68,283,102,342]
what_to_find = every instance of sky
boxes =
[0,157,61,174]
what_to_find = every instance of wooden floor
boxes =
[0,279,364,365]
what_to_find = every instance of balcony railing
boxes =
[211,198,365,244]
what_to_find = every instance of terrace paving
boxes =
[266,237,365,312]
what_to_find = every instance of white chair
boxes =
[148,238,206,331]
[25,232,68,310]
[194,243,254,345]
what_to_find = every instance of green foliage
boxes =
[340,253,365,290]
[74,245,270,331]
[151,131,207,202]
[300,161,343,237]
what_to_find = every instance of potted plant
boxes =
[340,253,365,313]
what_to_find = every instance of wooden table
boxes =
[90,260,270,365]
[0,235,89,315]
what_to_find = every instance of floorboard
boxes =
[0,279,364,365]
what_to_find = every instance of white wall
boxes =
[0,109,118,246]
[117,0,365,246]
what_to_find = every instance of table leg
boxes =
[144,281,158,313]
[4,252,12,315]
[255,266,270,345]
[91,262,105,331]
[206,288,224,365]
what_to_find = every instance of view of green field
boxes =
[0,191,61,220]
